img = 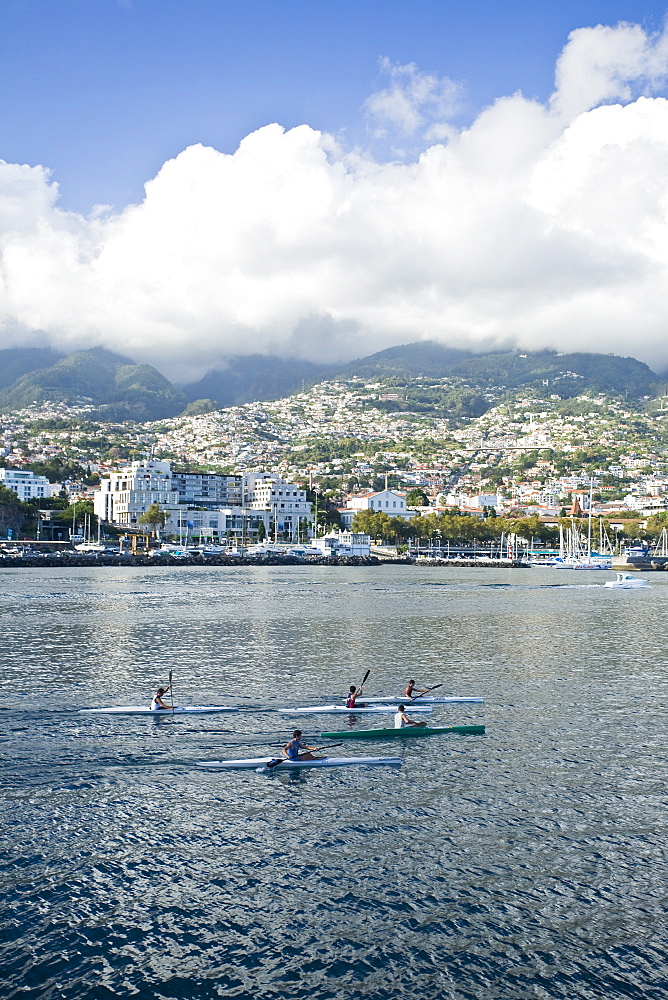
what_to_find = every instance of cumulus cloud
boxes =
[364,57,464,142]
[2,19,668,381]
[550,21,668,120]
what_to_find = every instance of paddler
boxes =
[346,683,366,708]
[282,730,323,761]
[394,704,425,729]
[151,685,175,710]
[404,679,428,700]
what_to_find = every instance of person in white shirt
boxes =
[151,685,175,710]
[394,704,424,728]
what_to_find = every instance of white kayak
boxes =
[196,755,403,770]
[356,695,483,704]
[79,705,239,715]
[278,704,433,714]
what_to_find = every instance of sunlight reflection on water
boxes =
[1,565,666,1000]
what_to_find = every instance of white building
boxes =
[440,492,502,511]
[94,460,316,542]
[94,460,181,526]
[171,471,241,508]
[245,472,313,541]
[94,459,275,543]
[173,506,269,544]
[340,489,415,527]
[312,531,371,557]
[0,468,54,501]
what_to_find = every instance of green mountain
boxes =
[182,355,332,408]
[0,347,65,390]
[333,343,658,395]
[182,343,659,408]
[336,342,475,379]
[0,347,187,420]
[445,349,657,395]
[0,341,659,420]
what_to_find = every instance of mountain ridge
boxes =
[0,342,661,420]
[0,347,187,420]
[182,343,659,407]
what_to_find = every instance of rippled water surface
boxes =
[1,565,666,999]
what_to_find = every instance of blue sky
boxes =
[3,1,668,376]
[3,0,667,212]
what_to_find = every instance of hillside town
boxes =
[1,374,668,555]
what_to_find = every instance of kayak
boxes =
[320,724,486,739]
[79,705,239,715]
[353,696,483,704]
[278,704,433,715]
[196,755,403,770]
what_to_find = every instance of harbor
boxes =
[2,540,665,570]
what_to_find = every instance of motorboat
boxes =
[604,573,649,589]
[74,541,108,553]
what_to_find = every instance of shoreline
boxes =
[0,552,532,569]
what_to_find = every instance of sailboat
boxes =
[553,483,612,569]
[74,512,107,552]
[651,527,668,558]
[529,526,564,566]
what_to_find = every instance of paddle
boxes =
[409,683,443,701]
[348,668,371,707]
[265,743,344,768]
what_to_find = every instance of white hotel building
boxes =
[245,472,314,540]
[94,460,180,526]
[94,461,313,542]
[0,468,54,501]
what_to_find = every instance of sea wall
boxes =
[0,552,382,569]
[0,551,537,569]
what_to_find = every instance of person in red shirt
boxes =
[346,683,366,708]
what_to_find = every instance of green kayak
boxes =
[320,724,485,740]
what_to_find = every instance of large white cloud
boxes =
[2,19,668,381]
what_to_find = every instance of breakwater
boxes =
[0,552,383,568]
[413,557,529,568]
[0,551,534,569]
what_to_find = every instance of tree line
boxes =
[349,509,668,546]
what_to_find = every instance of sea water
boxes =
[1,565,666,1000]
